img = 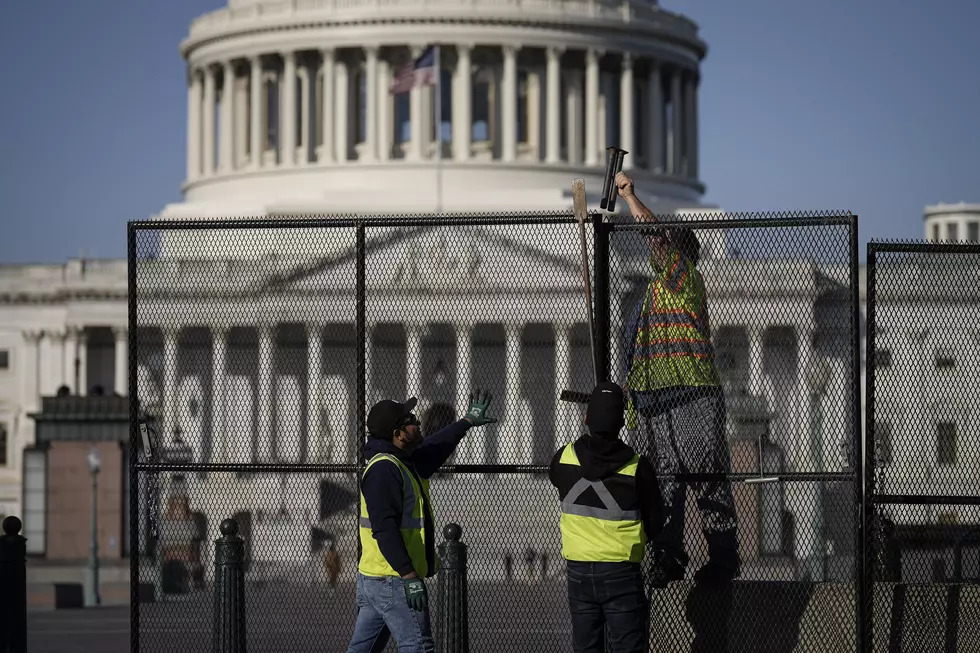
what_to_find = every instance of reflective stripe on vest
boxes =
[558,444,646,563]
[358,453,431,577]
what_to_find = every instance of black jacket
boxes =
[361,419,471,577]
[548,434,662,544]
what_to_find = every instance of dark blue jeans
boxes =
[346,573,435,653]
[566,561,649,653]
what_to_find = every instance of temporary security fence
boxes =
[864,240,980,653]
[128,210,861,653]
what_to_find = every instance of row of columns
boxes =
[186,45,699,181]
[156,321,582,465]
[20,327,129,405]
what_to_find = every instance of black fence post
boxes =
[437,523,468,653]
[212,518,246,653]
[0,516,28,653]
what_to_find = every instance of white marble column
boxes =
[527,68,541,158]
[647,62,663,173]
[162,327,179,443]
[378,57,392,161]
[406,324,423,405]
[795,333,824,576]
[281,51,297,167]
[545,47,562,164]
[234,73,249,167]
[307,324,324,462]
[501,45,518,162]
[113,327,128,396]
[670,69,683,175]
[22,331,42,411]
[565,70,582,165]
[220,62,235,172]
[619,53,635,170]
[249,56,263,169]
[503,324,523,458]
[553,325,572,451]
[364,47,379,162]
[202,66,216,176]
[454,323,474,462]
[186,69,202,181]
[317,49,335,163]
[335,57,350,162]
[585,49,600,166]
[686,74,699,179]
[748,326,765,397]
[453,44,473,162]
[211,327,227,462]
[410,47,424,161]
[257,324,274,461]
[298,65,311,163]
[795,330,816,470]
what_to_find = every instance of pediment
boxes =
[263,224,587,294]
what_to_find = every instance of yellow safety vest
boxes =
[358,453,433,578]
[558,444,647,563]
[627,248,720,393]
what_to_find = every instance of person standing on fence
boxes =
[615,171,741,587]
[549,381,661,653]
[345,391,497,653]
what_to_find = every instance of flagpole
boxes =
[434,44,443,214]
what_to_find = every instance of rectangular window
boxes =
[876,348,892,368]
[875,421,893,465]
[937,422,957,466]
[759,445,784,556]
[517,71,528,144]
[968,221,979,242]
[0,423,6,466]
[22,448,47,555]
[947,222,959,241]
[0,350,8,370]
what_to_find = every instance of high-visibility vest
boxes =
[627,248,720,393]
[358,453,433,578]
[558,444,647,563]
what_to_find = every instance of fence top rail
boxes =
[869,239,980,255]
[128,209,856,232]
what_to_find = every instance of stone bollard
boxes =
[436,523,469,653]
[212,519,247,653]
[0,516,28,653]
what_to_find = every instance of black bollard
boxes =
[212,519,247,653]
[0,516,28,653]
[436,523,469,653]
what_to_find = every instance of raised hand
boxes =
[465,390,497,427]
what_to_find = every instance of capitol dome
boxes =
[166,0,709,220]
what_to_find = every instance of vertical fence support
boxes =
[0,516,27,653]
[437,523,468,653]
[212,518,246,653]
[592,213,611,383]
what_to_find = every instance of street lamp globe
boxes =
[87,447,102,474]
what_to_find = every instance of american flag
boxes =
[390,46,438,95]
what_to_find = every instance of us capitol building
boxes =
[1,0,978,584]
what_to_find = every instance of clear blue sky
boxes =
[1,0,978,264]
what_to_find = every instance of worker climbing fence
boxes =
[864,240,980,653]
[127,210,861,653]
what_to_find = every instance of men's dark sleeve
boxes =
[361,460,415,577]
[413,419,471,478]
[636,456,663,542]
[548,448,563,488]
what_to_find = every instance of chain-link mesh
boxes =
[866,242,980,653]
[129,210,859,653]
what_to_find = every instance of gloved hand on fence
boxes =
[403,576,428,612]
[464,390,497,427]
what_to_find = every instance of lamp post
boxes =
[86,447,102,607]
[804,355,832,581]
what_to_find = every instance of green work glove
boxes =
[465,390,497,427]
[403,576,428,612]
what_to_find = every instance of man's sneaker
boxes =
[648,552,687,589]
[693,560,740,586]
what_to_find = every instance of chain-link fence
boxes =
[865,241,980,653]
[128,210,860,653]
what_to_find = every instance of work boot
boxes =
[648,549,687,589]
[698,530,741,586]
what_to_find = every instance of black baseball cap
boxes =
[367,397,419,439]
[586,382,625,437]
